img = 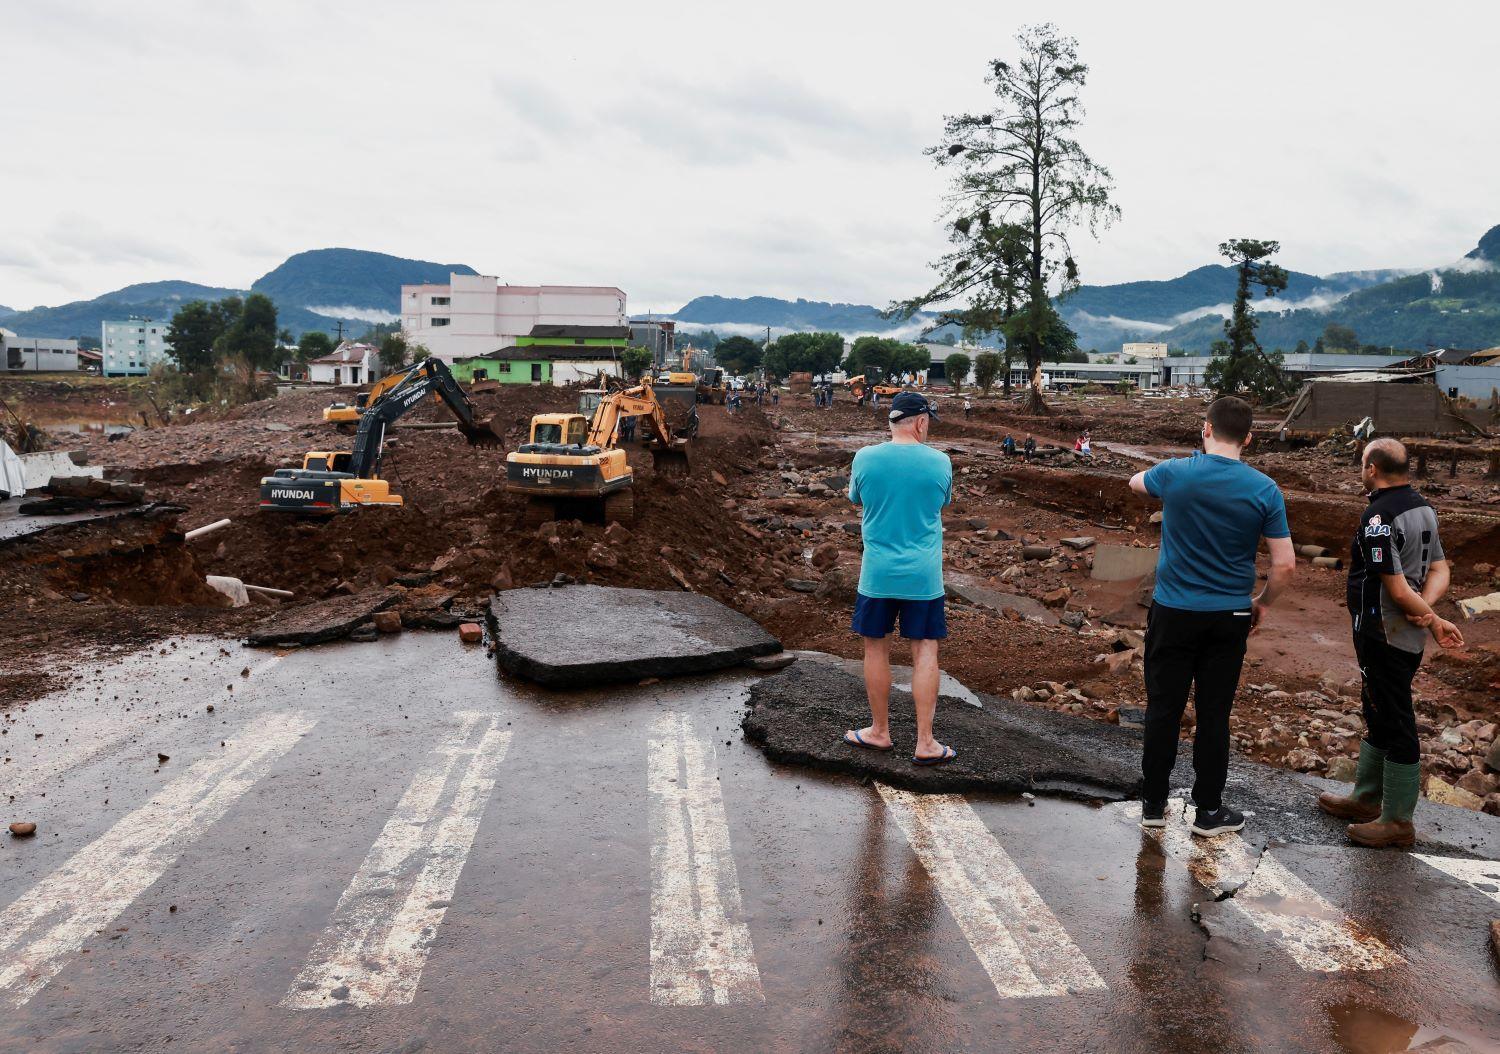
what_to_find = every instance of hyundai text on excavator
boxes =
[504,381,691,526]
[260,357,504,514]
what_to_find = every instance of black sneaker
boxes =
[1190,805,1245,837]
[1140,800,1167,829]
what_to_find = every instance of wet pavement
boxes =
[2,633,1498,1053]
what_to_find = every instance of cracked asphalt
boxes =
[1,633,1497,1053]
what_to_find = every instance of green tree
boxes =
[1207,239,1291,398]
[1322,323,1359,352]
[166,299,234,376]
[216,292,280,372]
[973,351,1002,394]
[715,334,763,375]
[1293,339,1311,355]
[895,24,1117,414]
[298,331,336,363]
[768,331,844,377]
[621,346,652,379]
[378,333,409,373]
[945,351,972,389]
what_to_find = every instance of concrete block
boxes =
[20,451,103,491]
[1091,544,1160,582]
[1457,591,1500,620]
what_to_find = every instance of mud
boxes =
[742,661,1140,801]
[487,584,781,687]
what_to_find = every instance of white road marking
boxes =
[0,711,315,1007]
[647,712,763,1006]
[1114,801,1402,972]
[283,711,511,1009]
[1,651,285,803]
[1414,854,1500,906]
[877,785,1106,998]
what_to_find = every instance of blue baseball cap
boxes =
[888,391,938,422]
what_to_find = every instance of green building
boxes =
[450,325,632,385]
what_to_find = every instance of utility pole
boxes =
[334,320,346,343]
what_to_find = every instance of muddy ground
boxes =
[3,380,1499,814]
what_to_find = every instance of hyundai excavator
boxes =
[260,357,504,515]
[845,369,903,405]
[505,381,690,526]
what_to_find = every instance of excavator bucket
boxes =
[456,415,507,448]
[651,442,690,477]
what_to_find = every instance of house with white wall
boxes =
[307,343,378,385]
[401,274,627,364]
[2,328,78,372]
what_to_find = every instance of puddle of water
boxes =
[1326,999,1495,1054]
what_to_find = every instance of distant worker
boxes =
[1128,397,1296,837]
[1022,434,1036,461]
[619,413,636,443]
[844,392,955,766]
[1318,438,1463,849]
[772,387,780,407]
[963,397,973,419]
[1002,433,1016,457]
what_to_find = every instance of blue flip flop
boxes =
[843,730,893,752]
[912,746,956,766]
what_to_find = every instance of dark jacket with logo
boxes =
[1346,484,1444,655]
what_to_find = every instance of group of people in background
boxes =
[842,392,1462,850]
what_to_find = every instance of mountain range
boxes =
[672,225,1500,353]
[0,249,476,342]
[4,228,1498,353]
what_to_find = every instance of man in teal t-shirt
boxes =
[843,391,955,766]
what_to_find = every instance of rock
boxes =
[1285,748,1326,773]
[815,565,859,605]
[711,470,727,485]
[373,610,403,634]
[603,522,632,545]
[945,573,1058,625]
[1425,774,1484,810]
[1021,545,1053,561]
[1325,755,1358,782]
[458,623,484,644]
[744,652,797,672]
[785,578,819,593]
[965,517,989,531]
[490,565,515,591]
[348,626,379,642]
[1117,706,1147,730]
[1060,610,1086,629]
[1485,739,1500,774]
[9,822,37,837]
[586,543,619,570]
[1113,628,1145,651]
[810,542,839,570]
[1149,511,1163,525]
[1101,649,1139,676]
[1060,536,1096,551]
[432,550,475,573]
[1457,591,1500,619]
[1091,544,1160,582]
[1040,586,1071,607]
[1457,769,1499,797]
[487,585,780,688]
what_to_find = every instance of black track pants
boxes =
[1352,626,1423,765]
[1141,603,1252,811]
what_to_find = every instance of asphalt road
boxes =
[2,634,1498,1053]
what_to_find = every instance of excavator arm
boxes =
[346,358,504,478]
[586,384,676,449]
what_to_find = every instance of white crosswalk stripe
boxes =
[1413,854,1500,906]
[0,711,316,1008]
[1113,801,1402,972]
[877,785,1107,998]
[283,711,511,1009]
[647,712,764,1006]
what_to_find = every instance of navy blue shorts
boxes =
[851,593,948,640]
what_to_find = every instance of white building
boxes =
[1121,342,1169,360]
[401,274,627,363]
[307,343,379,385]
[101,318,173,376]
[2,328,78,372]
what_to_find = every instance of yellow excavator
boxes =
[321,365,436,429]
[505,381,691,526]
[845,370,904,405]
[261,357,504,515]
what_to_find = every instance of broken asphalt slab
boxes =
[946,571,1059,625]
[741,660,1140,801]
[486,583,781,689]
[0,501,176,547]
[742,661,1500,858]
[245,587,401,647]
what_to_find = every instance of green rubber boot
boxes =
[1317,740,1384,822]
[1348,760,1419,849]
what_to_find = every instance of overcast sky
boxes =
[3,1,1497,314]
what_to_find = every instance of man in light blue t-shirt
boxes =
[843,391,956,766]
[1128,396,1296,837]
